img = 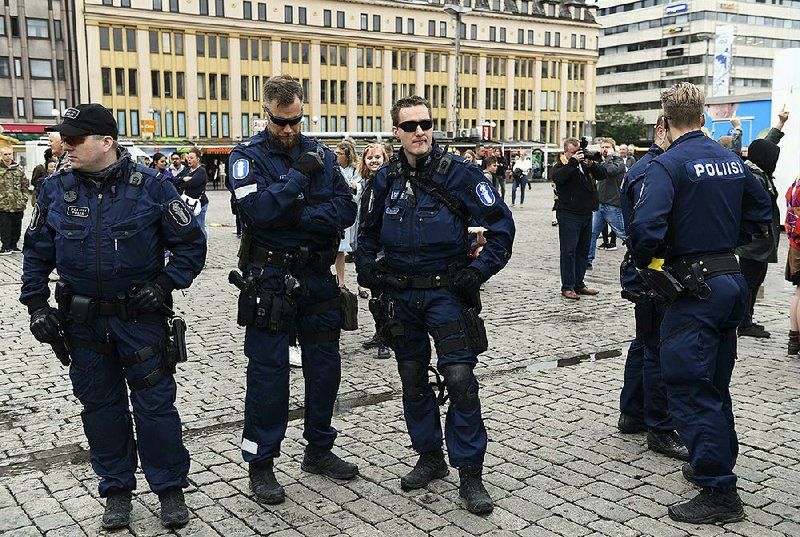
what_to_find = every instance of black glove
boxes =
[451,267,483,295]
[128,282,166,313]
[30,306,63,343]
[290,149,325,179]
[357,264,385,292]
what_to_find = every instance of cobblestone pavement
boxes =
[0,184,798,536]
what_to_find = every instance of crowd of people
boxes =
[6,74,796,531]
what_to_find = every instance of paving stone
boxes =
[0,505,32,532]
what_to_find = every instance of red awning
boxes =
[204,146,234,154]
[1,123,47,134]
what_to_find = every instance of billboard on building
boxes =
[713,25,735,97]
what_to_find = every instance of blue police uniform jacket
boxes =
[356,144,515,280]
[628,130,772,269]
[619,144,663,295]
[228,130,356,253]
[20,157,207,311]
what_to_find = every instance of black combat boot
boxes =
[668,488,745,524]
[377,346,391,359]
[101,489,132,530]
[681,463,701,487]
[301,445,359,480]
[647,431,689,461]
[249,459,285,504]
[158,487,189,528]
[789,330,800,356]
[458,466,494,515]
[363,333,381,349]
[617,413,647,434]
[400,449,449,491]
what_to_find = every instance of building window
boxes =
[149,31,159,53]
[197,73,206,98]
[220,37,228,58]
[176,72,185,98]
[162,32,172,54]
[340,81,347,104]
[164,71,173,97]
[555,32,560,47]
[100,27,110,50]
[407,18,414,35]
[199,113,207,137]
[169,0,179,12]
[337,11,345,28]
[373,15,381,32]
[396,17,402,33]
[196,35,205,56]
[544,31,551,46]
[261,39,269,60]
[165,111,174,136]
[210,113,218,137]
[323,10,331,27]
[13,58,22,78]
[500,27,506,42]
[241,76,249,100]
[528,30,534,44]
[175,33,183,55]
[117,110,127,136]
[29,59,52,79]
[111,27,123,51]
[580,35,586,49]
[33,99,56,118]
[102,68,112,95]
[221,74,229,99]
[26,19,49,39]
[115,68,125,94]
[243,1,252,19]
[222,113,230,137]
[299,7,306,24]
[0,18,5,37]
[128,69,138,95]
[440,22,447,37]
[489,26,496,41]
[209,74,217,99]
[17,98,25,117]
[131,110,140,136]
[126,28,137,51]
[428,20,435,37]
[215,0,225,17]
[471,24,477,40]
[242,114,250,137]
[518,29,524,44]
[151,70,160,96]
[208,35,217,57]
[362,14,369,31]
[252,76,260,101]
[200,0,209,15]
[54,20,63,41]
[284,6,292,23]
[177,112,185,137]
[153,0,162,9]
[0,98,12,118]
[258,3,267,20]
[0,58,9,78]
[121,0,130,6]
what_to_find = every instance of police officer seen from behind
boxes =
[227,75,358,505]
[618,115,688,461]
[356,96,515,514]
[20,104,207,530]
[629,83,771,524]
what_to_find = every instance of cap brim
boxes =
[45,124,93,136]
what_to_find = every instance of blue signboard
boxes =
[704,99,772,147]
[665,2,689,14]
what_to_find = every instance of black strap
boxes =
[249,246,296,268]
[297,329,341,345]
[67,336,116,355]
[128,366,170,391]
[383,273,451,290]
[430,320,469,356]
[428,366,448,406]
[301,296,341,316]
[671,253,740,282]
[119,336,170,367]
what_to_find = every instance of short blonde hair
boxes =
[601,137,616,147]
[661,82,705,129]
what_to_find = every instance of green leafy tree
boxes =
[596,105,647,143]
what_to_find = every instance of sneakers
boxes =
[738,324,771,338]
[102,489,132,530]
[681,463,701,487]
[617,413,647,434]
[597,243,610,250]
[668,488,745,524]
[607,243,618,250]
[249,459,286,504]
[458,466,493,514]
[289,346,302,368]
[647,431,689,461]
[376,346,391,359]
[400,449,449,491]
[301,445,359,480]
[363,333,382,349]
[158,487,189,528]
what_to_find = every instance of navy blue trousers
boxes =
[620,306,673,432]
[660,274,747,492]
[387,288,487,468]
[557,210,592,292]
[68,317,189,497]
[241,265,342,463]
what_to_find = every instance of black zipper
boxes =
[95,192,104,298]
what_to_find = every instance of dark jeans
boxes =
[492,174,506,200]
[557,210,592,292]
[511,178,527,205]
[739,257,769,327]
[0,211,23,249]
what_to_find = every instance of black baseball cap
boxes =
[45,103,118,139]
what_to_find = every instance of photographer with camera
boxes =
[552,137,606,300]
[587,138,627,268]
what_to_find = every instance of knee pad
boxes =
[397,360,429,402]
[442,364,479,412]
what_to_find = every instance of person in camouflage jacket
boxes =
[0,146,29,254]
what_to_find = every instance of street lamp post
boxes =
[696,32,716,99]
[444,4,472,135]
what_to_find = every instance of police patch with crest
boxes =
[29,203,43,230]
[231,159,250,181]
[476,182,496,206]
[167,199,192,227]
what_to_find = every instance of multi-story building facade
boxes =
[0,0,80,139]
[72,0,601,144]
[597,0,800,126]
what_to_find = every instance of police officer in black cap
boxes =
[20,104,206,530]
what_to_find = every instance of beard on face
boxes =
[269,127,300,150]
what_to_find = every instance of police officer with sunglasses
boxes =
[227,75,358,505]
[356,96,515,514]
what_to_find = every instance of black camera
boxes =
[579,137,602,162]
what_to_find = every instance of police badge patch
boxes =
[167,199,192,227]
[29,203,43,230]
[232,159,250,181]
[476,182,496,206]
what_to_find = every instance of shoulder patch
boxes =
[231,159,250,181]
[476,182,496,206]
[167,199,192,227]
[29,203,43,231]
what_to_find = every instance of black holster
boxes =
[255,291,296,334]
[634,300,655,334]
[460,308,488,355]
[170,317,188,364]
[380,318,405,348]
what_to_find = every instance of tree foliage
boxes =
[596,105,648,143]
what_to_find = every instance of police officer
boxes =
[227,75,358,505]
[356,96,515,514]
[628,83,771,524]
[20,104,206,529]
[618,115,688,461]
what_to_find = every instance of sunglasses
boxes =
[266,107,303,127]
[396,120,433,133]
[63,135,88,146]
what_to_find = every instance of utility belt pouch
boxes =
[54,281,71,316]
[633,300,655,333]
[254,291,272,330]
[70,295,95,325]
[237,280,258,327]
[340,286,358,331]
[460,308,489,355]
[171,317,188,363]
[258,293,296,334]
[380,318,405,348]
[639,268,684,303]
[291,246,310,277]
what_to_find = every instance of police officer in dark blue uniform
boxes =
[618,115,687,461]
[20,104,206,530]
[356,96,515,514]
[227,75,358,505]
[628,83,771,524]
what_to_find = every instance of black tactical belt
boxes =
[249,246,296,268]
[670,253,740,284]
[383,273,451,290]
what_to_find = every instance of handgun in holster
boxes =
[229,270,258,326]
[638,268,684,303]
[170,316,188,364]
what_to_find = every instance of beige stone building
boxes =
[72,0,600,143]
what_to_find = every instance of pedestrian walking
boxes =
[0,146,29,254]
